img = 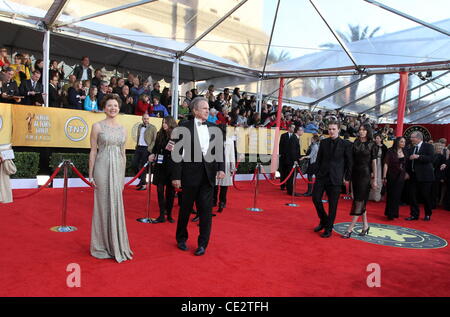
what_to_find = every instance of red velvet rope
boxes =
[14,166,62,199]
[232,163,257,191]
[261,166,296,186]
[124,163,149,188]
[296,167,315,184]
[70,165,94,188]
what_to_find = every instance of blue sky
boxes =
[262,0,450,58]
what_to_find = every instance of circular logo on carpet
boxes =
[334,223,447,249]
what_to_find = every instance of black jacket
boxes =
[279,132,293,165]
[406,142,435,182]
[20,79,43,105]
[48,84,61,107]
[73,65,92,81]
[284,134,301,167]
[0,80,19,103]
[171,119,225,187]
[315,137,353,185]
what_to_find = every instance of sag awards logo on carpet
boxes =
[334,223,447,249]
[65,116,88,142]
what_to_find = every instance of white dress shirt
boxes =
[138,125,147,146]
[81,67,89,81]
[415,141,423,153]
[194,117,210,156]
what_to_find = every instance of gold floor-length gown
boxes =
[90,121,133,263]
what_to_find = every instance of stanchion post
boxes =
[137,163,155,223]
[286,163,299,207]
[50,160,77,232]
[246,163,263,212]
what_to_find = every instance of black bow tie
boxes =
[197,121,207,126]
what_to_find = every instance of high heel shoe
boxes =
[341,231,352,239]
[359,226,370,236]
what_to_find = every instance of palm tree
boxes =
[320,24,382,107]
[226,42,292,97]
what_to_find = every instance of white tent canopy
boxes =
[0,0,449,123]
[265,18,450,78]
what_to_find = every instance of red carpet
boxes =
[1,180,449,297]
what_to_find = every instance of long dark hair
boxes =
[156,115,177,147]
[359,123,373,141]
[392,136,405,151]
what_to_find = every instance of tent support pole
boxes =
[364,0,450,37]
[43,30,50,107]
[171,58,180,119]
[396,72,408,137]
[256,79,263,114]
[270,77,284,176]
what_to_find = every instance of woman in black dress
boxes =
[150,116,178,223]
[342,123,378,238]
[383,137,407,220]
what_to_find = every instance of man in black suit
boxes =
[312,121,352,238]
[0,67,21,104]
[279,124,296,191]
[171,97,225,256]
[285,126,303,196]
[20,70,44,105]
[48,75,61,107]
[405,131,435,221]
[73,56,92,81]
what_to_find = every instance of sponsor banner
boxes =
[6,104,392,153]
[11,105,163,149]
[233,126,313,155]
[0,103,12,145]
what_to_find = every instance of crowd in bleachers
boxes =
[0,49,437,142]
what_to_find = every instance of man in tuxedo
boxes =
[132,113,157,190]
[48,75,61,107]
[279,124,296,191]
[405,131,435,221]
[0,67,21,104]
[20,70,43,105]
[312,121,352,238]
[285,126,303,196]
[171,97,225,256]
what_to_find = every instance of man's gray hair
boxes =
[190,96,209,111]
[411,131,424,140]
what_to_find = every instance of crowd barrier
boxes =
[12,155,330,232]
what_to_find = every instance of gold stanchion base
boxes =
[136,218,155,223]
[50,226,77,232]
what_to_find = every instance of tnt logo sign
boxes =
[65,116,88,142]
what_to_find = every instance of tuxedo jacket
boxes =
[48,84,61,107]
[171,119,225,187]
[19,79,43,105]
[405,142,435,182]
[315,137,353,186]
[283,134,301,167]
[279,132,292,166]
